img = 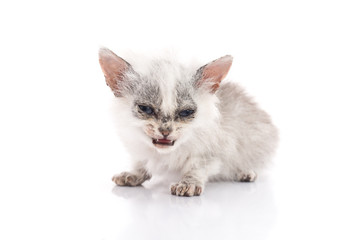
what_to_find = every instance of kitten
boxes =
[99,48,278,197]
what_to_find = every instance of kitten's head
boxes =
[99,48,232,154]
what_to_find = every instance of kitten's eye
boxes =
[179,109,195,117]
[138,105,154,115]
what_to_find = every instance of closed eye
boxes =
[179,109,195,117]
[138,105,154,115]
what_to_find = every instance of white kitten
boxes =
[99,48,278,197]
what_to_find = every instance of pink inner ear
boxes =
[200,55,233,93]
[99,48,129,97]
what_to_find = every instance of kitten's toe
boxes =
[170,182,202,197]
[170,183,178,194]
[112,172,139,186]
[236,170,257,182]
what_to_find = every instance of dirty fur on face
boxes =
[99,48,278,197]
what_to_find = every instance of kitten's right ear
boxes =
[98,48,132,97]
[194,55,233,93]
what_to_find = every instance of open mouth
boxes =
[152,138,175,147]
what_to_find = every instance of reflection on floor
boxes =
[108,174,276,240]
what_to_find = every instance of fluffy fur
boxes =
[99,48,278,197]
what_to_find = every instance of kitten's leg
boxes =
[235,170,257,182]
[112,162,151,186]
[170,158,219,197]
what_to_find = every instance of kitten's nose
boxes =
[159,128,171,138]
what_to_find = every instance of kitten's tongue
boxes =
[152,138,174,146]
[157,139,172,144]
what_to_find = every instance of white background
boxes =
[1,0,359,239]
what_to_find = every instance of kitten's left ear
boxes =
[195,55,233,93]
[98,48,133,97]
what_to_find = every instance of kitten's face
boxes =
[128,65,199,153]
[99,48,233,154]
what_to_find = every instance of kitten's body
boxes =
[99,49,278,196]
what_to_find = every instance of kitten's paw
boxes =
[236,170,257,182]
[112,172,141,186]
[170,182,203,197]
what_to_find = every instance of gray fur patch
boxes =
[126,59,198,125]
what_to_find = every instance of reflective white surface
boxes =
[109,176,276,240]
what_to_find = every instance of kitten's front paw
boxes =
[170,182,203,197]
[112,172,141,186]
